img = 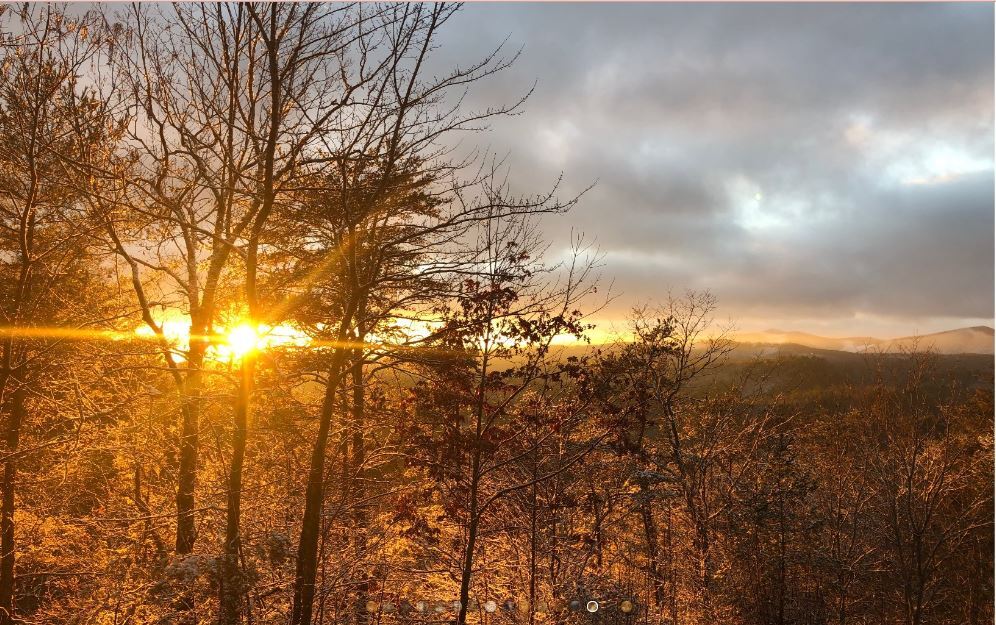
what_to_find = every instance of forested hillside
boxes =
[0,5,990,625]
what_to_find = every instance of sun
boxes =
[226,323,261,359]
[133,309,313,362]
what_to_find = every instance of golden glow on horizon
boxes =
[4,315,973,354]
[0,310,615,364]
[366,317,436,346]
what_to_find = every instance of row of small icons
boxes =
[363,599,637,615]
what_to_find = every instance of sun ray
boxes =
[0,326,137,342]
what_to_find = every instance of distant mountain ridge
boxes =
[732,325,994,355]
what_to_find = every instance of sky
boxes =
[427,3,994,339]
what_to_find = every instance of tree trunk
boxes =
[176,341,205,555]
[777,489,787,625]
[640,492,666,610]
[0,377,25,625]
[220,354,254,624]
[528,453,538,625]
[457,349,489,625]
[456,472,481,625]
[350,355,369,625]
[694,517,712,618]
[291,348,351,625]
[666,508,678,625]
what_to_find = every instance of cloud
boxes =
[429,3,994,334]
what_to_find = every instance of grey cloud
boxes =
[429,3,994,332]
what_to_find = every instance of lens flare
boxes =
[226,324,261,359]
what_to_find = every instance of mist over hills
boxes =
[549,326,995,363]
[732,325,995,355]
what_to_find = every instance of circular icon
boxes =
[620,600,634,614]
[365,601,379,613]
[382,602,396,614]
[569,600,582,612]
[484,600,497,613]
[415,601,428,613]
[586,600,599,613]
[451,601,462,612]
[434,602,446,613]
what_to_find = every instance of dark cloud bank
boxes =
[429,3,994,337]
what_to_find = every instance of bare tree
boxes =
[582,293,775,622]
[0,6,122,621]
[272,5,546,622]
[425,208,603,625]
[866,351,992,625]
[97,2,386,565]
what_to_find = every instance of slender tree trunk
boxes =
[350,355,365,510]
[291,347,352,625]
[548,432,564,599]
[666,507,678,625]
[223,6,278,611]
[133,463,164,561]
[456,349,489,625]
[350,354,369,625]
[968,535,982,625]
[640,491,666,610]
[694,516,712,618]
[456,467,481,625]
[777,489,787,625]
[593,486,604,569]
[220,354,254,624]
[0,377,25,625]
[176,341,205,555]
[528,452,538,625]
